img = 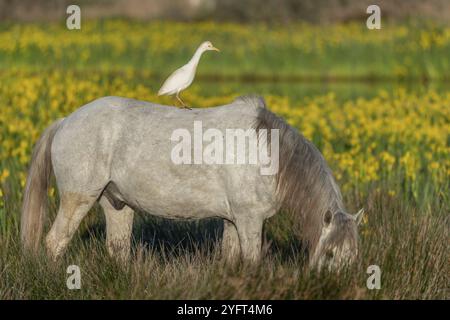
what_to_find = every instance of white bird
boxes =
[158,41,220,109]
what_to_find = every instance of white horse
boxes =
[21,95,363,270]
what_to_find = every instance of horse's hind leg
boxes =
[99,196,134,262]
[45,192,97,260]
[221,220,241,262]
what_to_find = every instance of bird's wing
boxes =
[158,65,191,96]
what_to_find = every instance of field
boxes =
[0,20,449,299]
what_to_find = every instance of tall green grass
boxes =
[0,184,447,299]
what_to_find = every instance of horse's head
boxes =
[309,208,364,271]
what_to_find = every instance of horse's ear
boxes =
[354,208,365,226]
[323,210,333,227]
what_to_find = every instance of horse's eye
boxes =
[326,250,334,260]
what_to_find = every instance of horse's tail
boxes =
[21,118,64,253]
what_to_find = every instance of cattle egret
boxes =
[158,41,220,109]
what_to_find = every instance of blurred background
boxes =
[0,0,449,101]
[0,0,449,299]
[1,0,449,23]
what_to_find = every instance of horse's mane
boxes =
[235,95,344,251]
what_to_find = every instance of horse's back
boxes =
[57,95,262,129]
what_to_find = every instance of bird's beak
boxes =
[211,46,220,52]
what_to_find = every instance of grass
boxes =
[0,19,449,299]
[0,188,447,299]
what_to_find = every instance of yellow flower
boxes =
[0,169,10,183]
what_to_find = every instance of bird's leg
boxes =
[176,92,191,110]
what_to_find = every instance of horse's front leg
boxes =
[221,220,241,263]
[99,196,134,263]
[235,217,264,263]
